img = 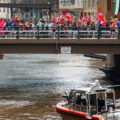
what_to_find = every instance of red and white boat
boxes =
[56,80,120,120]
[0,53,4,59]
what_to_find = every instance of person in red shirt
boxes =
[14,18,19,26]
[63,22,67,30]
[22,22,26,30]
[52,21,56,39]
[110,20,116,38]
[22,21,26,37]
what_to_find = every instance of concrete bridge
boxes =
[0,39,120,54]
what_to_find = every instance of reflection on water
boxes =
[0,54,119,120]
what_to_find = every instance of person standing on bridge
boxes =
[98,21,102,39]
[110,20,116,38]
[52,21,56,39]
[37,19,42,30]
[22,21,26,37]
[117,18,120,39]
[117,18,120,28]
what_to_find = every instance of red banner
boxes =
[78,15,82,27]
[0,19,6,34]
[52,14,57,24]
[98,9,106,27]
[65,10,72,23]
[59,12,63,23]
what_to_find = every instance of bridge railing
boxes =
[0,26,119,39]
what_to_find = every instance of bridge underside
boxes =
[0,39,120,54]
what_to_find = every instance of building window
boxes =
[3,7,5,12]
[85,0,87,8]
[88,0,90,8]
[61,0,75,5]
[107,0,111,10]
[7,8,9,12]
[92,0,95,8]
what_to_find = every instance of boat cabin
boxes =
[67,86,115,117]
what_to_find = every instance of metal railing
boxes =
[102,111,120,120]
[0,26,119,39]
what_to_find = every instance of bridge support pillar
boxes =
[101,54,120,83]
[106,54,120,68]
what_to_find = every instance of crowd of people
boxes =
[1,16,119,31]
[0,12,120,39]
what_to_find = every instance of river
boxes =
[0,54,118,120]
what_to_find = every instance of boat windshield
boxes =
[107,91,115,111]
[76,92,87,106]
[68,90,87,105]
[68,90,87,112]
[88,94,97,116]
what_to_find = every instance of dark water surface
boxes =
[0,54,118,120]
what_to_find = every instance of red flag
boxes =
[98,9,104,22]
[85,16,89,26]
[59,12,63,23]
[101,21,106,27]
[52,14,57,24]
[0,20,6,28]
[22,23,26,30]
[98,9,106,27]
[85,16,91,26]
[115,15,118,18]
[78,15,82,27]
[0,19,6,34]
[12,15,15,21]
[14,18,19,26]
[65,10,72,23]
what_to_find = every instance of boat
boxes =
[0,53,4,59]
[56,80,120,120]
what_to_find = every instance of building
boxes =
[0,0,59,21]
[0,0,11,19]
[83,0,98,16]
[59,0,83,11]
[59,0,98,20]
[98,0,114,20]
[59,0,83,20]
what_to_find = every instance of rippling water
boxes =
[0,54,117,120]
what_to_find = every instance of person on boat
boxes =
[68,91,76,105]
[97,94,105,112]
[76,95,81,105]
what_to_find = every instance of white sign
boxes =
[61,46,71,54]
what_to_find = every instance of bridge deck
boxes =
[0,39,120,54]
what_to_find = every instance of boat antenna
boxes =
[107,85,120,88]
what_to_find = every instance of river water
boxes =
[0,54,119,120]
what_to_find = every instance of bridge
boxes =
[0,27,120,54]
[0,39,120,54]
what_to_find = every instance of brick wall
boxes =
[98,0,107,20]
[98,0,114,20]
[107,0,114,20]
